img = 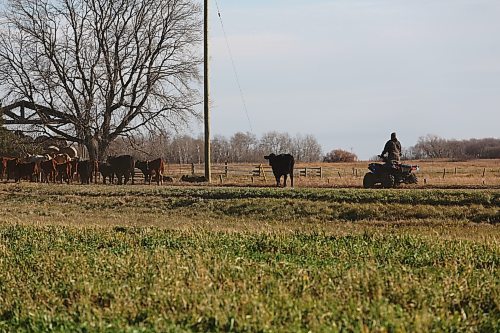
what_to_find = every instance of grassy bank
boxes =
[0,184,499,331]
[0,227,498,332]
[1,185,498,226]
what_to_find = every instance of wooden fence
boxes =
[136,162,500,185]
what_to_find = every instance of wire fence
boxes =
[144,161,500,187]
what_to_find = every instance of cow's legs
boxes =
[283,174,288,187]
[290,172,294,188]
[275,175,280,187]
[157,170,162,185]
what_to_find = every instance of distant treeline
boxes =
[406,135,500,160]
[3,123,498,162]
[109,131,324,163]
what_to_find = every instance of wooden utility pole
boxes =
[204,0,211,183]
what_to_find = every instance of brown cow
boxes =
[0,157,16,181]
[53,153,71,164]
[135,158,165,185]
[0,157,5,180]
[14,161,40,183]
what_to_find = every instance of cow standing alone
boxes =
[264,153,295,188]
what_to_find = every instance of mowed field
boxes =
[174,159,500,188]
[0,161,499,332]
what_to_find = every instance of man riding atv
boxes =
[381,132,401,163]
[363,132,419,188]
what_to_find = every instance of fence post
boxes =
[225,162,228,177]
[260,164,267,182]
[219,174,223,184]
[482,168,486,177]
[442,169,446,179]
[320,167,323,178]
[191,163,195,175]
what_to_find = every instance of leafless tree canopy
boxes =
[0,0,202,159]
[109,131,324,164]
[408,135,500,160]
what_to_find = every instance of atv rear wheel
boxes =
[382,174,395,188]
[405,173,418,184]
[363,173,377,188]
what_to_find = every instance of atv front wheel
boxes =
[363,173,377,188]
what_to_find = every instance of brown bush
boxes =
[323,149,358,163]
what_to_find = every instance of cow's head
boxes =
[264,153,276,166]
[135,160,149,172]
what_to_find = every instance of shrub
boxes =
[323,149,358,163]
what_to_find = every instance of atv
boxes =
[363,156,419,188]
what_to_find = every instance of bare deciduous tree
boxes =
[291,134,322,162]
[229,132,257,163]
[211,135,230,163]
[259,131,293,156]
[0,0,201,160]
[409,135,500,160]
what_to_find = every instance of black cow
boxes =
[77,160,93,184]
[55,161,72,184]
[14,161,40,183]
[264,153,295,188]
[5,158,17,181]
[40,159,57,183]
[98,162,114,184]
[107,155,135,185]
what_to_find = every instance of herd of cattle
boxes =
[0,152,295,187]
[0,154,167,185]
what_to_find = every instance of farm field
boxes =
[171,159,500,188]
[0,184,499,332]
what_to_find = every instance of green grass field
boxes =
[0,184,499,332]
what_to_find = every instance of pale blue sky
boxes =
[196,0,500,159]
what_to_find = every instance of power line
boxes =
[214,0,254,133]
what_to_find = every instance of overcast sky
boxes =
[193,0,500,159]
